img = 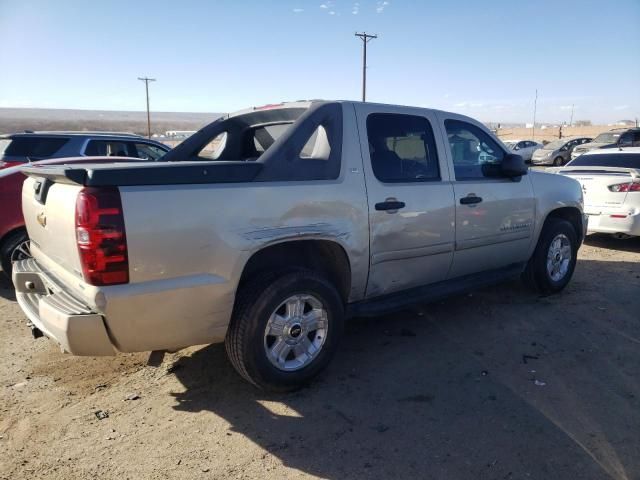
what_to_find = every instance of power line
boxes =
[532,89,538,141]
[569,104,575,127]
[355,32,377,102]
[137,77,156,139]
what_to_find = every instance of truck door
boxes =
[355,104,455,298]
[438,113,535,278]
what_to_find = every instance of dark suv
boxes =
[0,131,170,169]
[571,127,640,160]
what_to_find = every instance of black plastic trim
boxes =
[347,262,526,318]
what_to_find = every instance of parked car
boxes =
[0,131,169,169]
[503,139,543,163]
[12,101,586,391]
[531,137,592,166]
[550,147,640,238]
[0,134,170,277]
[570,128,640,161]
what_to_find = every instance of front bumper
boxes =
[12,258,115,355]
[531,156,553,165]
[585,209,640,236]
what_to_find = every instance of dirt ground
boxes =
[1,234,639,480]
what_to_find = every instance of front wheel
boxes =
[225,269,344,391]
[553,157,564,166]
[523,218,578,294]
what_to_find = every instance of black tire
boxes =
[523,218,578,294]
[1,230,29,280]
[553,157,563,166]
[225,268,344,391]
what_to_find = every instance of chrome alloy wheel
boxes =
[10,240,31,263]
[263,294,328,372]
[546,234,572,282]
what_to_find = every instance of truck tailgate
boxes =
[22,176,84,278]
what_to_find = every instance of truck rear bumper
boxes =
[13,257,234,355]
[12,258,115,355]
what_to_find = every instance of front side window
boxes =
[366,113,440,182]
[133,143,167,161]
[619,133,633,146]
[445,120,505,180]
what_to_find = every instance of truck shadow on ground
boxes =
[170,259,640,480]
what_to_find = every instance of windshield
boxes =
[593,132,621,144]
[544,140,566,150]
[567,153,640,168]
[504,141,517,149]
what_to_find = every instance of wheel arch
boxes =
[544,207,584,244]
[237,239,352,304]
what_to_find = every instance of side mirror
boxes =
[513,145,520,150]
[501,153,528,178]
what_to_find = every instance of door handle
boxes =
[375,199,406,212]
[460,195,483,205]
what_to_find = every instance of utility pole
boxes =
[138,77,156,138]
[532,89,538,141]
[569,104,574,127]
[355,32,377,102]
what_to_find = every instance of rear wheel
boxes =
[523,218,577,294]
[1,230,30,280]
[553,157,564,166]
[225,269,344,391]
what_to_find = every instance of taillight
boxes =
[608,182,640,192]
[75,187,129,285]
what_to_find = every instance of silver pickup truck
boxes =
[13,101,587,391]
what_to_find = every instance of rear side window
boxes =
[567,153,640,168]
[366,113,440,182]
[445,120,505,180]
[0,137,69,158]
[84,140,133,157]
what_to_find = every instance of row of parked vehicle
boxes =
[502,126,640,166]
[3,101,639,391]
[0,131,170,275]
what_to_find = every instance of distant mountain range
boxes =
[0,108,223,136]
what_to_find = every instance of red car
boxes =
[0,156,154,278]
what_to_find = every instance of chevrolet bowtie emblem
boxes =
[37,212,47,227]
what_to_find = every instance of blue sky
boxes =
[0,0,638,123]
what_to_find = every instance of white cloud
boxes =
[320,4,328,8]
[559,105,574,110]
[376,0,389,13]
[292,8,304,13]
[614,105,629,110]
[329,10,336,15]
